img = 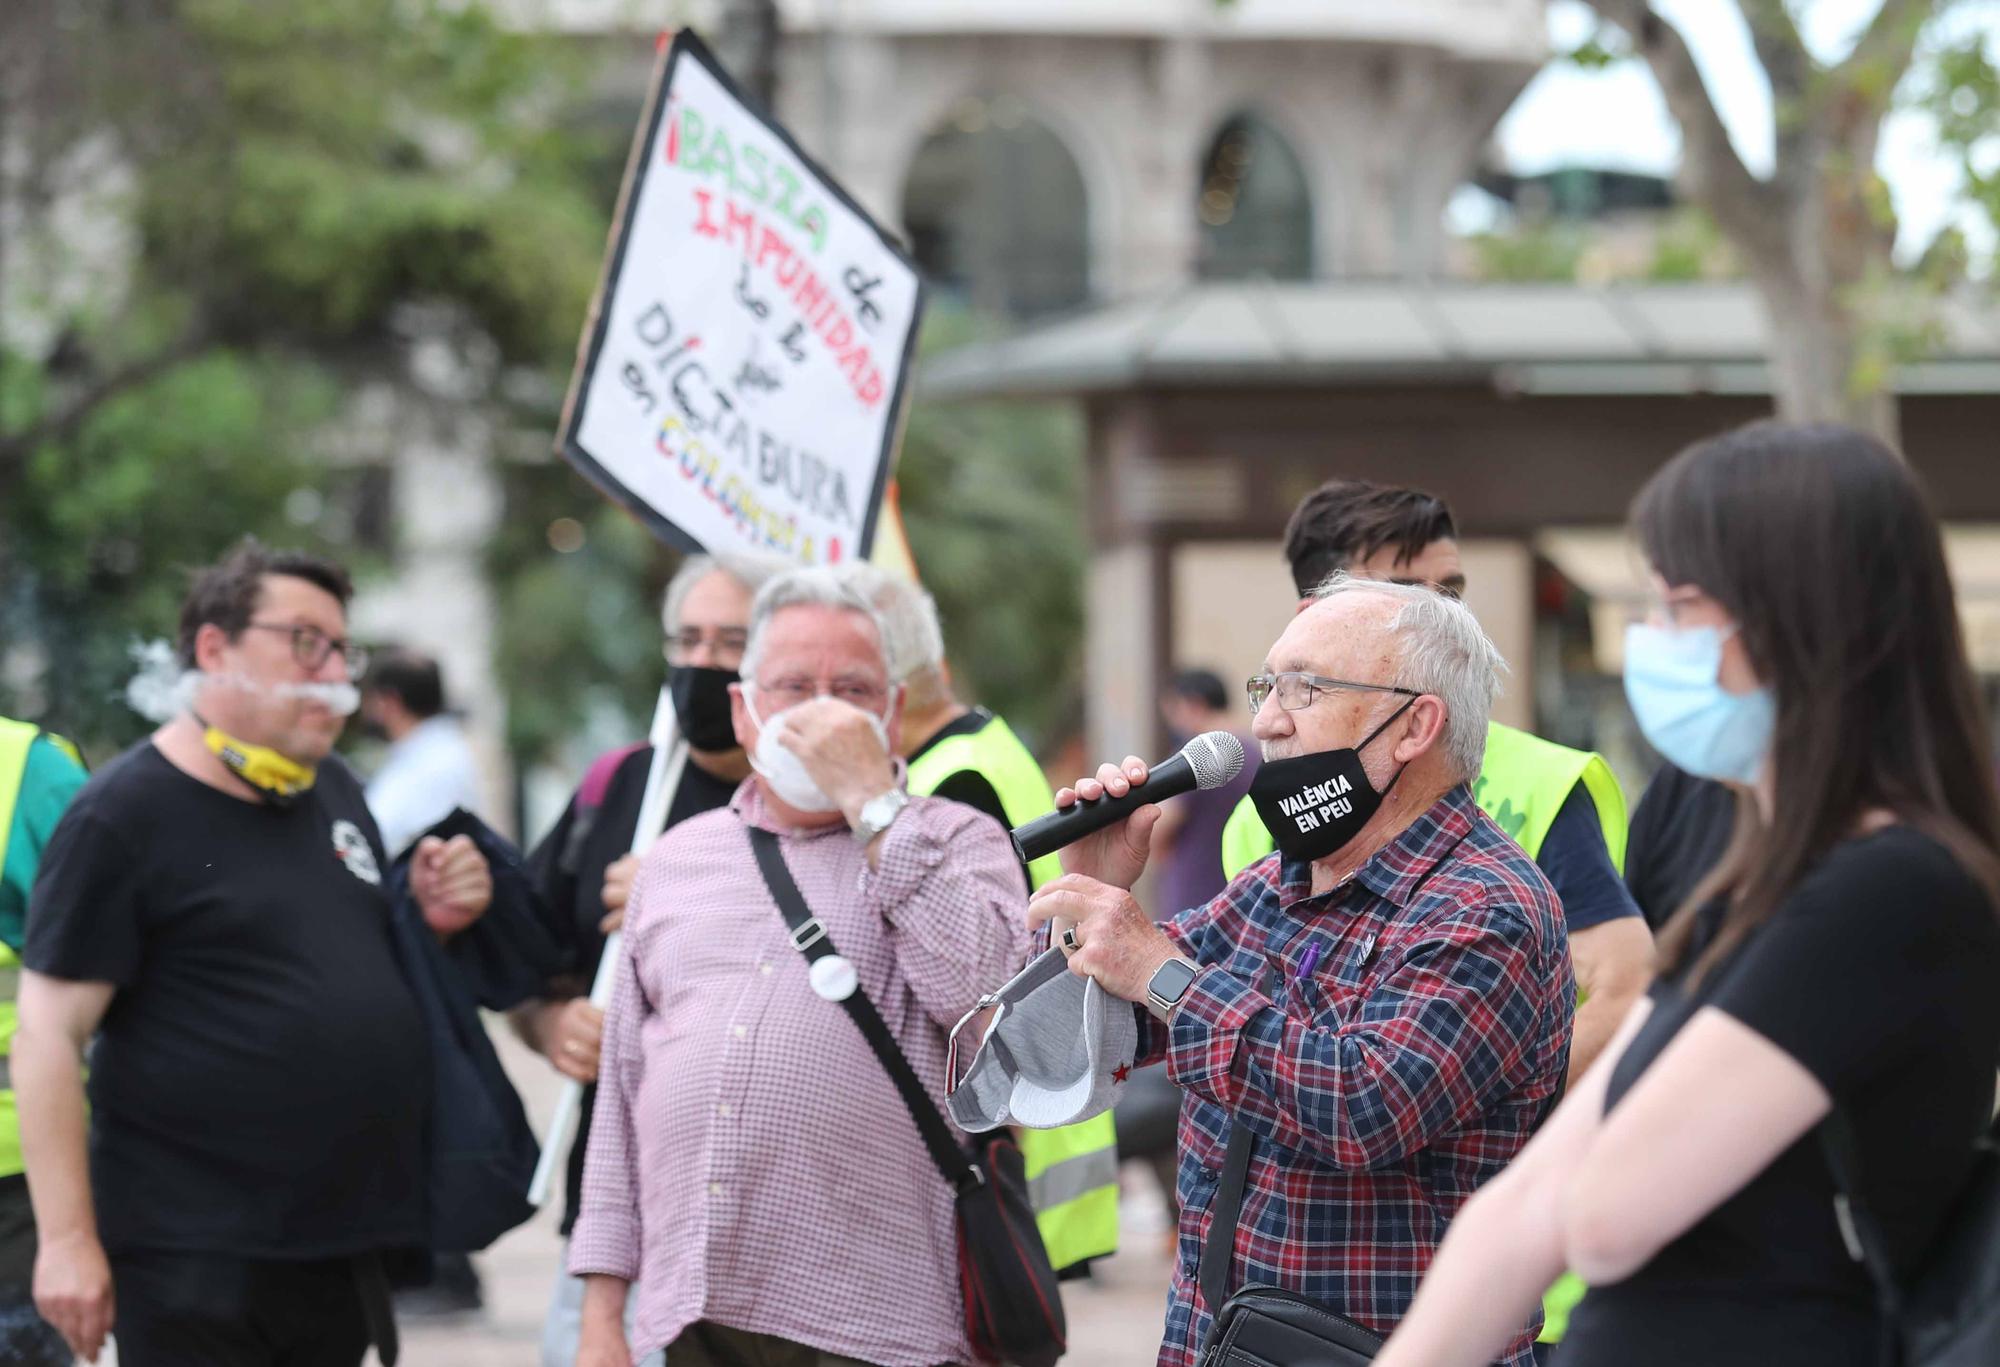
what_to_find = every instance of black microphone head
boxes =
[1181,731,1246,789]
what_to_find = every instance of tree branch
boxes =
[0,328,213,470]
[1576,0,1786,258]
[1837,0,1943,112]
[1736,0,1814,103]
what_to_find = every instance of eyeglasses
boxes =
[755,675,890,712]
[1651,587,1710,628]
[245,622,369,675]
[668,626,750,660]
[1245,671,1417,717]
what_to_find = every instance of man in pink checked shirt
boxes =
[570,565,1030,1367]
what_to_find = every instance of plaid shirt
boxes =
[1145,783,1573,1367]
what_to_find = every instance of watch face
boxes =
[1151,957,1198,1004]
[859,790,906,834]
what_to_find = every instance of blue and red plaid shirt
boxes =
[1143,783,1573,1367]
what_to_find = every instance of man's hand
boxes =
[574,1321,632,1367]
[540,998,605,1083]
[598,853,640,935]
[1051,757,1161,891]
[776,697,897,821]
[1028,872,1179,1004]
[34,1229,113,1363]
[411,834,493,937]
[576,1275,632,1367]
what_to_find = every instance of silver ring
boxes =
[1060,925,1081,953]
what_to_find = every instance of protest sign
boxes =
[557,30,923,563]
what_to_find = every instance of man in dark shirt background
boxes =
[1154,668,1258,914]
[1623,761,1738,927]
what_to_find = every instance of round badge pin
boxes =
[809,954,859,1002]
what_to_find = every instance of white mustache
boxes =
[124,639,361,722]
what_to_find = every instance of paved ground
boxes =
[395,1023,1178,1367]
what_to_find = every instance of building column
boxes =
[1459,537,1534,732]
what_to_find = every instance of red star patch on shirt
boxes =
[1112,1063,1130,1084]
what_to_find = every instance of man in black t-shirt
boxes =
[15,541,494,1367]
[515,553,778,1367]
[1624,761,1738,928]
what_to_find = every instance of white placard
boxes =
[558,31,923,563]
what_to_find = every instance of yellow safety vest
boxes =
[1215,718,1625,1341]
[907,712,1120,1270]
[0,719,84,1179]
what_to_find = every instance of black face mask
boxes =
[1247,697,1416,863]
[669,665,741,752]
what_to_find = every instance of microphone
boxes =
[1012,731,1247,866]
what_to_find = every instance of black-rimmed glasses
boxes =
[244,622,368,675]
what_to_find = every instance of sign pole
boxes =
[527,686,689,1208]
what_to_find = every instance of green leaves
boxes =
[897,304,1086,753]
[1,0,612,750]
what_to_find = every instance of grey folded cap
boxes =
[946,947,1139,1132]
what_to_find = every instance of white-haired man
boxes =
[1032,577,1574,1367]
[515,553,781,1366]
[570,566,1028,1367]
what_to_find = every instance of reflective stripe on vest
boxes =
[1219,719,1628,879]
[905,713,1118,1269]
[1020,1110,1120,1269]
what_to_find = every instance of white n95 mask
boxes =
[946,948,1139,1132]
[743,690,889,815]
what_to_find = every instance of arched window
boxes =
[1195,113,1312,280]
[901,98,1089,319]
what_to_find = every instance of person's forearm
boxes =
[509,998,565,1056]
[1567,983,1643,1086]
[581,1274,629,1326]
[1375,1170,1565,1367]
[14,1025,98,1245]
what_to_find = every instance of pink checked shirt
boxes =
[569,776,1030,1365]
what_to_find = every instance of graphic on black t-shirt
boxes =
[331,818,383,886]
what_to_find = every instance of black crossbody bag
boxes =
[1820,1105,2000,1367]
[1195,1126,1382,1367]
[748,828,1066,1367]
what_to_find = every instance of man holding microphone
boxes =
[1029,576,1573,1366]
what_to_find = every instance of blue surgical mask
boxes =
[1623,622,1775,785]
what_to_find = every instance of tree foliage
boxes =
[897,305,1087,755]
[0,0,614,750]
[1569,0,1968,440]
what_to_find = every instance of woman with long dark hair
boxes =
[1375,420,2000,1366]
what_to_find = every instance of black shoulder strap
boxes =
[1199,1125,1255,1312]
[1819,1107,1904,1367]
[747,827,979,1193]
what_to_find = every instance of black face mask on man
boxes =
[1247,696,1417,863]
[669,665,741,752]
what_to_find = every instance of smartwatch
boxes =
[852,788,909,845]
[1145,955,1201,1023]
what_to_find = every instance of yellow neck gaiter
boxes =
[196,716,317,806]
